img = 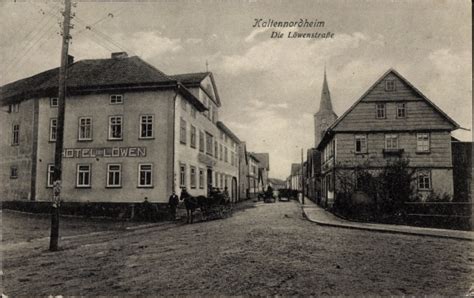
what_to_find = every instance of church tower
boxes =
[314,68,337,147]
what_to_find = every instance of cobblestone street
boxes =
[2,201,473,296]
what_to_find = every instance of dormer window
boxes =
[8,103,19,113]
[110,94,123,104]
[50,97,58,107]
[385,80,396,91]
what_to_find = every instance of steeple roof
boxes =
[318,67,334,112]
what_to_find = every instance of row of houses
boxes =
[0,52,270,206]
[288,68,472,208]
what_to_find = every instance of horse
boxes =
[180,191,206,224]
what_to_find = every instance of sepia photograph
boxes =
[0,0,472,296]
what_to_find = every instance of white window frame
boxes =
[385,134,399,150]
[199,168,204,189]
[190,125,197,148]
[417,170,431,190]
[199,130,204,152]
[12,124,19,146]
[139,115,154,139]
[108,115,123,140]
[110,94,123,105]
[397,103,406,118]
[376,103,386,119]
[180,118,187,144]
[47,164,54,187]
[76,164,91,188]
[219,144,223,161]
[107,164,122,188]
[78,117,92,141]
[354,135,367,154]
[190,166,197,189]
[224,147,228,163]
[179,163,186,188]
[49,118,57,142]
[205,132,213,156]
[50,97,58,107]
[416,133,430,152]
[138,163,153,188]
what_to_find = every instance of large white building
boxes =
[0,53,240,205]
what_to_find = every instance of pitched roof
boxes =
[1,56,176,104]
[169,72,210,86]
[290,163,301,175]
[252,153,270,170]
[248,152,260,163]
[216,121,241,143]
[329,68,459,131]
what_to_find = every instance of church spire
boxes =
[319,66,333,112]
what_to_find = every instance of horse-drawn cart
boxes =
[180,188,233,223]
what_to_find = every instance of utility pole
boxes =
[301,148,305,205]
[50,0,72,251]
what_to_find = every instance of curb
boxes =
[301,206,474,242]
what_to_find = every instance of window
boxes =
[417,171,431,190]
[215,172,219,187]
[205,132,213,155]
[49,118,57,142]
[10,166,18,179]
[220,173,224,188]
[140,115,154,139]
[78,117,92,141]
[109,116,123,140]
[110,94,123,104]
[199,168,204,189]
[181,98,187,111]
[191,106,196,118]
[219,144,223,161]
[190,166,197,189]
[12,124,19,146]
[231,152,235,166]
[355,135,367,153]
[189,126,197,148]
[199,130,204,152]
[138,164,153,187]
[107,164,122,188]
[76,164,91,188]
[180,118,187,144]
[47,164,54,187]
[203,98,208,117]
[9,103,19,113]
[220,131,224,140]
[385,134,398,150]
[50,97,58,107]
[397,103,406,118]
[417,133,430,152]
[385,80,396,91]
[376,103,386,118]
[179,164,186,188]
[214,141,218,158]
[224,147,228,163]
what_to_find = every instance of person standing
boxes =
[168,191,179,220]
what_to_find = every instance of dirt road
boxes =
[2,201,473,296]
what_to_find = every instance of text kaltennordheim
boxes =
[253,18,325,28]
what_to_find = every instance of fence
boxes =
[403,202,473,231]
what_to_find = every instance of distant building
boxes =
[317,69,460,208]
[251,152,270,192]
[287,163,302,191]
[247,153,260,197]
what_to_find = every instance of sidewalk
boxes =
[299,197,474,241]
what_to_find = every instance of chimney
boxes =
[67,55,74,65]
[111,52,128,59]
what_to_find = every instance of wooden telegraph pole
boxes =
[301,148,305,205]
[50,0,72,251]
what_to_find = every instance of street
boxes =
[2,201,473,296]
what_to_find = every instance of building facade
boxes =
[1,54,241,204]
[317,69,460,208]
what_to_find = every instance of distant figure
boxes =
[142,197,152,221]
[223,187,230,201]
[266,185,274,199]
[168,191,179,220]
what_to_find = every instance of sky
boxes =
[0,0,472,179]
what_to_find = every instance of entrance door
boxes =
[232,177,237,202]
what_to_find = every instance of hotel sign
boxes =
[62,147,146,158]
